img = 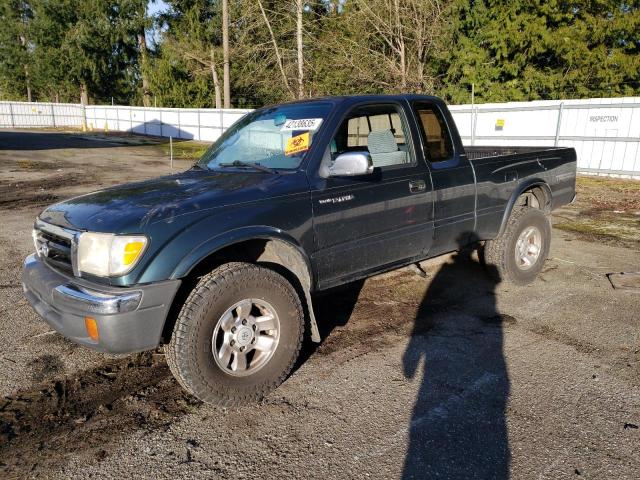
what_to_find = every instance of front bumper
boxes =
[22,254,181,354]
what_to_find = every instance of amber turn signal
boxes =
[85,317,99,341]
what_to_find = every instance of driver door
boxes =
[310,102,434,289]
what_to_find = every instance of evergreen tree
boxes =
[1,0,146,104]
[148,0,225,107]
[1,0,638,106]
[0,0,33,100]
[440,0,640,103]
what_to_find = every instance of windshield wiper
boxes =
[218,160,277,174]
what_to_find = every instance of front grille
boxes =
[34,222,76,275]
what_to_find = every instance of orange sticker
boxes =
[285,132,310,156]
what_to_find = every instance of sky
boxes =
[146,0,170,45]
[147,0,169,17]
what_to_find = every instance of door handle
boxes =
[409,180,426,193]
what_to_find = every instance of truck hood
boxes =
[39,169,302,233]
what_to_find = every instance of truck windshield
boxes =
[197,102,332,171]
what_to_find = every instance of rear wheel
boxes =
[482,207,551,285]
[165,262,304,406]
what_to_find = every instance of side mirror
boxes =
[329,152,373,177]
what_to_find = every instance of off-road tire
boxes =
[482,207,551,285]
[165,262,304,406]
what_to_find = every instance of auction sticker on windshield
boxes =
[285,132,310,156]
[280,118,323,131]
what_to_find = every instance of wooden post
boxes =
[170,136,173,170]
[554,102,564,147]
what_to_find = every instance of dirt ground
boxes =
[0,130,638,479]
[554,175,640,248]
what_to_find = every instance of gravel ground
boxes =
[0,130,638,479]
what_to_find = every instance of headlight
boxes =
[77,233,148,277]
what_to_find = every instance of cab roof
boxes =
[264,94,447,109]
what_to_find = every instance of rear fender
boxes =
[498,179,551,236]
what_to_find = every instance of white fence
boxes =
[0,102,251,142]
[1,97,639,177]
[449,97,640,177]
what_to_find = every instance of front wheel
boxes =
[165,262,304,406]
[482,207,551,285]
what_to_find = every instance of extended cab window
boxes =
[414,105,453,162]
[331,105,412,168]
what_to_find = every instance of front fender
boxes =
[169,226,309,280]
[163,224,321,343]
[132,190,313,285]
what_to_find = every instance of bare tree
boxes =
[211,47,222,109]
[296,0,304,99]
[18,32,31,101]
[80,83,89,105]
[393,0,406,90]
[328,0,445,93]
[138,33,151,107]
[222,0,230,108]
[23,65,31,102]
[256,0,295,99]
[162,33,224,108]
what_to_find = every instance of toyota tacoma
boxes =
[22,95,577,405]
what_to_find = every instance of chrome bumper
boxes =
[52,284,142,315]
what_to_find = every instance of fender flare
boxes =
[498,179,552,236]
[170,226,321,343]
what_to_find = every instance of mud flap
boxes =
[305,288,321,343]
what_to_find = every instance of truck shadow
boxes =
[297,280,365,367]
[401,240,511,479]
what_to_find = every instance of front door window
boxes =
[331,104,414,169]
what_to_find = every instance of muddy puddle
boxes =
[0,352,199,474]
[0,173,93,209]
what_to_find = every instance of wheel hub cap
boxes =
[515,226,542,271]
[235,327,253,347]
[212,299,280,377]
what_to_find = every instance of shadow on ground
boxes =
[297,280,365,366]
[402,237,511,479]
[1,238,512,477]
[0,130,186,150]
